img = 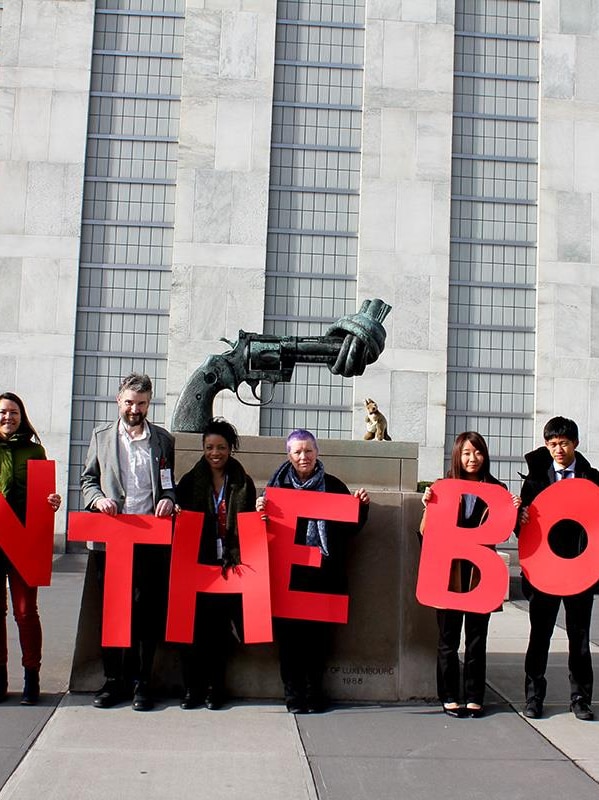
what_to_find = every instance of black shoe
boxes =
[21,669,40,705]
[93,679,128,709]
[180,688,201,710]
[442,703,465,718]
[524,698,543,719]
[466,704,485,718]
[0,665,7,703]
[285,698,306,714]
[132,682,154,712]
[571,698,594,721]
[306,695,327,714]
[205,688,224,711]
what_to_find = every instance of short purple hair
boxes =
[285,429,319,453]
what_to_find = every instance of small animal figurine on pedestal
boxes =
[364,398,391,441]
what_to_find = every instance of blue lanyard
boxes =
[212,476,227,513]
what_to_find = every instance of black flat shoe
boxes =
[180,688,200,710]
[205,688,225,710]
[286,698,306,714]
[466,705,485,718]
[442,704,464,718]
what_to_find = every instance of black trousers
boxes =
[436,608,491,705]
[274,617,332,701]
[95,545,170,687]
[180,594,240,694]
[523,579,594,703]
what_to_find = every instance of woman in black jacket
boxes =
[257,429,369,714]
[175,417,256,710]
[420,431,520,718]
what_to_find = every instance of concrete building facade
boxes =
[1,0,598,536]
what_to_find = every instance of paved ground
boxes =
[2,556,599,799]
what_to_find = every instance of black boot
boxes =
[132,681,154,712]
[0,665,7,702]
[21,668,40,705]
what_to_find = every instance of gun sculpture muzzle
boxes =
[171,298,392,433]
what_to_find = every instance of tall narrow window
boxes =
[447,0,540,489]
[68,0,183,510]
[260,0,365,437]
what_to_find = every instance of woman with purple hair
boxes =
[257,429,369,714]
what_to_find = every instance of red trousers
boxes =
[0,560,42,670]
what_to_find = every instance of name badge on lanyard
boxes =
[213,478,227,562]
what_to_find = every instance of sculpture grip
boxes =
[171,358,238,432]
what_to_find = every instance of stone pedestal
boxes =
[70,437,437,701]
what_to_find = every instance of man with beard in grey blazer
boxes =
[81,372,175,711]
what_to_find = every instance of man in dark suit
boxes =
[519,416,599,721]
[81,372,175,711]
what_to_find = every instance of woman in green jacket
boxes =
[0,392,61,704]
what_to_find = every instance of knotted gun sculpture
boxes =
[172,298,392,433]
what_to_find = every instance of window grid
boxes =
[451,198,537,242]
[83,180,176,224]
[75,311,170,354]
[98,0,185,14]
[270,146,361,191]
[69,0,181,510]
[446,0,539,492]
[261,0,365,438]
[268,189,359,233]
[77,266,171,310]
[94,10,184,52]
[271,106,362,148]
[455,0,540,38]
[278,0,365,26]
[275,20,364,64]
[451,157,536,202]
[80,223,174,266]
[454,76,538,117]
[91,54,183,96]
[86,138,178,181]
[452,117,537,161]
[88,96,180,137]
[267,233,358,276]
[455,32,537,77]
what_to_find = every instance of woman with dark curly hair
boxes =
[175,417,256,710]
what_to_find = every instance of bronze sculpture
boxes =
[171,298,392,433]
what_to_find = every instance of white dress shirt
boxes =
[118,420,154,514]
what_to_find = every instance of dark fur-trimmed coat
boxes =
[176,455,256,569]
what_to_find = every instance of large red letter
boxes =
[519,478,599,595]
[68,512,172,647]
[265,487,359,623]
[166,510,272,645]
[0,460,55,586]
[416,479,515,613]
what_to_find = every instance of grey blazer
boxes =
[80,419,176,514]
